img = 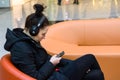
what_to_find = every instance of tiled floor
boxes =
[0,0,120,58]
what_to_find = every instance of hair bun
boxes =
[33,4,45,17]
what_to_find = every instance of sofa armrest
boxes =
[1,54,36,80]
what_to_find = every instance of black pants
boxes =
[58,0,62,4]
[73,0,79,4]
[61,54,104,80]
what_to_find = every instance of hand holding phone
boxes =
[56,51,65,57]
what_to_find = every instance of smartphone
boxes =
[56,51,65,57]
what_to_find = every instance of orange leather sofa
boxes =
[0,54,36,80]
[41,18,120,80]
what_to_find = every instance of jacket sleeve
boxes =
[57,58,72,67]
[11,41,55,80]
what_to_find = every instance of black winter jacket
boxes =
[4,28,70,80]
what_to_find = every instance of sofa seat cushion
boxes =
[41,38,120,59]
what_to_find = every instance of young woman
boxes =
[4,4,104,80]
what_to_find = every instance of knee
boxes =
[84,54,96,59]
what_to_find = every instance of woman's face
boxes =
[34,26,49,42]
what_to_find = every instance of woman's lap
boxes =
[60,54,103,80]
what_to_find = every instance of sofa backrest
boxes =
[46,18,120,45]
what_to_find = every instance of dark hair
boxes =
[25,4,49,31]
